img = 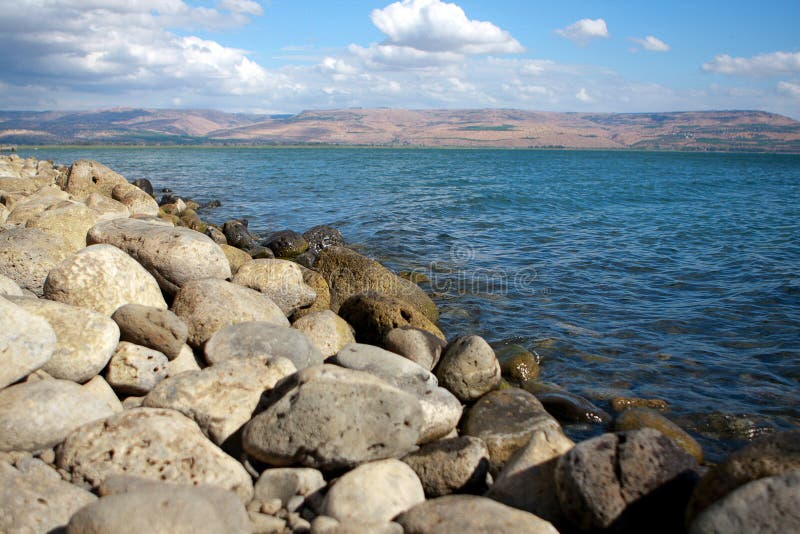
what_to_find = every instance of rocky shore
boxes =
[0,154,798,533]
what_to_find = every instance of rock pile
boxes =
[1,154,797,533]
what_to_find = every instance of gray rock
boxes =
[243,365,423,470]
[105,341,169,395]
[689,471,800,534]
[402,436,490,497]
[0,296,56,388]
[112,303,188,360]
[0,273,23,296]
[64,159,130,200]
[383,326,446,371]
[0,227,73,295]
[171,278,288,348]
[56,407,254,502]
[292,310,355,358]
[9,296,119,383]
[395,495,559,534]
[88,218,231,295]
[204,321,322,370]
[321,459,425,523]
[0,379,114,452]
[234,259,317,315]
[252,467,326,511]
[43,244,167,315]
[143,356,296,445]
[339,292,444,345]
[0,458,96,533]
[311,517,403,534]
[435,335,501,402]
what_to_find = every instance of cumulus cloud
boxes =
[702,50,800,77]
[630,36,670,52]
[555,18,609,46]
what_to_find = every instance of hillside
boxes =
[1,108,799,153]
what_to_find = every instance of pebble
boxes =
[105,341,169,395]
[435,335,501,402]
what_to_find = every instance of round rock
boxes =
[222,219,257,250]
[291,310,355,358]
[338,292,444,345]
[435,335,501,402]
[264,229,309,258]
[64,159,129,200]
[303,224,345,254]
[111,182,159,217]
[204,321,322,370]
[402,436,490,497]
[615,407,703,463]
[383,326,446,371]
[112,304,188,360]
[25,199,99,252]
[529,388,611,425]
[0,296,57,389]
[105,342,168,395]
[233,259,316,316]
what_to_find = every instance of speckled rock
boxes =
[64,159,130,200]
[616,408,703,463]
[105,342,169,395]
[43,244,167,315]
[233,259,316,315]
[383,326,446,371]
[303,224,345,254]
[220,243,253,274]
[112,304,188,360]
[611,396,669,412]
[0,296,57,388]
[0,227,73,295]
[292,310,355,358]
[25,199,99,252]
[291,265,331,320]
[264,229,309,258]
[435,335,501,402]
[111,182,159,217]
[204,321,322,370]
[402,436,490,497]
[495,344,541,383]
[5,185,69,224]
[339,292,444,345]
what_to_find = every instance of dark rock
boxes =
[222,219,258,250]
[161,187,172,193]
[247,245,275,259]
[528,387,611,425]
[615,408,703,463]
[402,436,490,497]
[435,335,501,402]
[203,199,221,209]
[293,250,317,268]
[496,344,540,383]
[112,304,188,360]
[611,397,669,412]
[130,178,154,197]
[303,224,345,254]
[158,193,179,206]
[264,229,309,259]
[339,292,444,345]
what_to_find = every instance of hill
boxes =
[1,108,799,153]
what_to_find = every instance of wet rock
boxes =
[528,388,611,425]
[128,177,154,197]
[0,296,57,388]
[171,279,288,348]
[396,494,558,534]
[0,227,73,295]
[264,229,309,259]
[25,199,99,252]
[233,259,317,315]
[111,182,159,217]
[495,344,541,383]
[292,310,356,358]
[611,396,669,412]
[56,407,254,502]
[64,159,129,200]
[339,292,444,345]
[294,250,317,268]
[220,243,253,274]
[112,303,188,360]
[435,335,501,402]
[223,219,258,250]
[204,321,322,370]
[321,459,425,523]
[291,265,331,319]
[303,224,345,255]
[43,244,167,315]
[615,408,703,463]
[402,436,490,497]
[243,365,423,470]
[105,341,169,395]
[85,192,130,222]
[383,326,446,371]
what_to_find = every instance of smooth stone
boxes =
[105,342,168,395]
[0,379,114,452]
[130,178,154,196]
[611,396,670,412]
[243,365,423,470]
[248,245,275,259]
[462,388,558,471]
[204,225,227,244]
[87,218,231,295]
[9,296,119,383]
[615,407,704,463]
[0,227,73,295]
[0,296,57,388]
[56,407,254,502]
[264,229,309,258]
[314,246,438,322]
[402,436,490,497]
[291,265,331,320]
[0,273,23,296]
[383,326,446,371]
[233,259,317,315]
[0,458,96,533]
[143,356,296,445]
[25,199,99,251]
[528,388,612,425]
[252,467,326,511]
[395,494,559,534]
[204,321,322,370]
[220,243,253,274]
[171,279,289,348]
[292,310,356,358]
[165,344,202,377]
[495,344,541,383]
[303,224,345,255]
[222,219,258,250]
[555,428,699,532]
[112,303,188,360]
[85,191,130,221]
[338,291,444,345]
[43,244,167,315]
[83,375,124,413]
[111,182,159,217]
[321,459,425,523]
[435,335,501,402]
[64,159,129,200]
[311,517,402,534]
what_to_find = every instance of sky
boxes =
[1,0,799,118]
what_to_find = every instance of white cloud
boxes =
[702,51,800,77]
[576,88,594,103]
[555,18,609,46]
[778,81,800,98]
[630,36,670,52]
[219,0,263,16]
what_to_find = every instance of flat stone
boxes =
[204,321,322,370]
[436,335,501,402]
[292,310,355,358]
[105,341,169,395]
[383,326,446,371]
[0,296,57,388]
[233,259,316,316]
[402,436,490,497]
[112,303,188,360]
[0,227,73,295]
[615,407,703,463]
[64,159,130,200]
[338,292,444,345]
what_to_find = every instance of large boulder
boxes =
[88,218,231,296]
[339,292,444,345]
[64,159,130,200]
[233,259,316,315]
[85,192,130,222]
[203,321,322,370]
[0,227,73,295]
[25,199,99,252]
[435,335,501,402]
[0,297,57,388]
[5,184,69,224]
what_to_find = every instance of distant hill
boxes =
[1,107,799,153]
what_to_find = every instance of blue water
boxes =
[20,147,800,460]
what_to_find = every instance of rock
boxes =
[43,244,167,315]
[331,343,462,443]
[165,344,202,377]
[112,304,188,360]
[0,227,73,295]
[294,250,317,268]
[171,279,288,348]
[252,467,326,513]
[248,245,275,259]
[251,512,288,533]
[339,292,444,345]
[314,246,438,322]
[56,407,254,502]
[5,184,69,224]
[243,365,423,470]
[264,229,309,259]
[292,310,355,358]
[611,396,669,412]
[144,356,296,445]
[130,178,154,196]
[8,296,120,383]
[205,225,227,245]
[64,159,129,200]
[311,517,402,534]
[82,376,124,413]
[25,199,99,252]
[396,495,559,534]
[291,265,331,320]
[0,296,57,388]
[462,388,558,471]
[686,430,800,523]
[204,321,322,370]
[233,259,317,315]
[528,388,612,425]
[303,224,345,254]
[111,182,159,217]
[220,243,253,274]
[0,458,96,533]
[223,219,258,250]
[689,471,800,534]
[322,459,424,523]
[105,342,169,395]
[555,428,699,532]
[0,273,23,296]
[0,379,114,451]
[486,421,574,525]
[383,326,446,371]
[85,192,131,222]
[435,335,501,402]
[402,436,490,497]
[495,344,541,383]
[88,218,231,296]
[615,408,703,463]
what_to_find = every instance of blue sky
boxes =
[1,0,799,117]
